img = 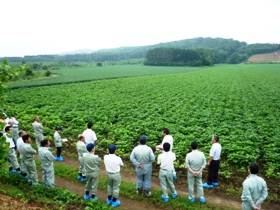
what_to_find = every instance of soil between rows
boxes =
[39,155,279,210]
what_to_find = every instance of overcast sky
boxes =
[1,0,279,57]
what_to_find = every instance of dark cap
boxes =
[108,144,117,153]
[87,143,96,151]
[56,126,63,131]
[139,135,147,144]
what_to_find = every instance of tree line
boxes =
[1,38,280,66]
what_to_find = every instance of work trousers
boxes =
[159,168,177,198]
[207,160,220,185]
[19,154,27,174]
[188,171,204,199]
[135,163,152,191]
[25,160,38,185]
[78,156,85,176]
[42,166,54,187]
[56,147,62,157]
[12,127,19,148]
[107,172,121,198]
[8,148,20,169]
[85,171,99,195]
[35,133,44,149]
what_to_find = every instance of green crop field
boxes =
[8,65,202,88]
[5,63,280,179]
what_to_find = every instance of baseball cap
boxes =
[108,144,117,153]
[87,143,96,152]
[139,135,147,144]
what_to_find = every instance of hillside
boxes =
[248,51,280,63]
[1,37,280,64]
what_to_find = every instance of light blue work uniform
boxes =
[130,144,155,192]
[38,147,55,187]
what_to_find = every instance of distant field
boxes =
[248,51,280,62]
[8,65,202,88]
[6,63,280,179]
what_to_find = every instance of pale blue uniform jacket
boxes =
[241,174,268,210]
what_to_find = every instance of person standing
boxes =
[157,142,177,202]
[104,144,124,207]
[82,122,97,145]
[83,143,101,201]
[32,116,44,149]
[203,135,222,189]
[76,134,88,181]
[241,162,268,210]
[130,135,155,196]
[11,114,20,145]
[185,142,206,203]
[4,126,21,173]
[22,134,38,185]
[156,128,177,179]
[38,139,55,187]
[53,126,63,161]
[16,130,28,178]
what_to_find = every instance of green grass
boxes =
[8,64,202,88]
[53,161,236,210]
[0,173,112,209]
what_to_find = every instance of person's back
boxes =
[83,152,101,173]
[186,150,206,172]
[131,144,154,164]
[241,162,268,210]
[77,140,88,156]
[82,122,97,144]
[32,121,43,134]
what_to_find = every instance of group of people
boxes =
[1,111,268,209]
[1,114,62,187]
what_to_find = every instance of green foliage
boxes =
[0,60,24,105]
[25,66,33,76]
[41,64,48,70]
[8,65,201,88]
[1,38,279,65]
[5,64,280,181]
[0,174,110,209]
[97,62,102,67]
[0,60,25,173]
[144,47,213,66]
[45,70,51,77]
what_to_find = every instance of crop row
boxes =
[6,64,280,178]
[8,65,201,88]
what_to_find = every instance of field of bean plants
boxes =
[6,63,280,179]
[8,65,201,88]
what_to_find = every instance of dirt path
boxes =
[57,156,242,209]
[41,156,279,210]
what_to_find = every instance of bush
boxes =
[45,70,51,77]
[25,67,33,76]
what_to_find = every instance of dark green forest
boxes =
[1,37,280,66]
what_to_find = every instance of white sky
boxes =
[1,0,280,57]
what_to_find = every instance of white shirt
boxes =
[17,137,24,153]
[161,134,173,151]
[210,142,222,160]
[157,151,176,170]
[82,129,97,144]
[104,154,124,173]
[11,117,19,128]
[4,133,15,148]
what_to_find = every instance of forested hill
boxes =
[1,37,280,64]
